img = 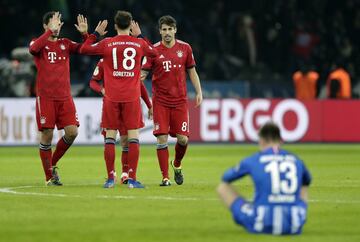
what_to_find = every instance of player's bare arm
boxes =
[300,186,309,202]
[188,67,203,107]
[148,107,153,120]
[217,182,240,209]
[74,14,88,34]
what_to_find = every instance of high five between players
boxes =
[30,11,202,188]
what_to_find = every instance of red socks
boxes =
[174,142,188,168]
[121,146,129,173]
[39,143,52,181]
[52,136,72,166]
[128,139,140,180]
[40,136,73,181]
[157,143,169,179]
[104,138,116,180]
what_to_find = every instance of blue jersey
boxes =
[222,147,312,234]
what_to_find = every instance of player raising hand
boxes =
[29,11,106,186]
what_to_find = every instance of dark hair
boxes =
[258,122,281,143]
[43,11,56,25]
[158,15,177,29]
[114,10,132,30]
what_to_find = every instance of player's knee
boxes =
[65,129,78,142]
[157,135,168,144]
[41,129,53,144]
[106,129,117,139]
[120,136,128,147]
[177,135,188,146]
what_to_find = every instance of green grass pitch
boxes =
[0,144,359,242]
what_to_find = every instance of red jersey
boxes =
[90,59,152,108]
[29,30,89,100]
[142,39,196,107]
[80,34,157,103]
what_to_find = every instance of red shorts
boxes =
[101,118,144,137]
[153,101,189,137]
[101,98,144,132]
[35,96,79,131]
[118,111,144,136]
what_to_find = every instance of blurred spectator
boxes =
[326,63,351,99]
[229,14,257,68]
[292,23,320,62]
[293,65,319,100]
[0,47,35,97]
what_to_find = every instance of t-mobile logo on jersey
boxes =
[48,52,57,63]
[162,60,172,72]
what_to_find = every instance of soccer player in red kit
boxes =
[140,16,203,186]
[89,58,153,185]
[80,11,157,188]
[29,11,107,186]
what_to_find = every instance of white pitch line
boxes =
[308,199,360,204]
[0,185,217,201]
[0,185,359,204]
[0,187,77,198]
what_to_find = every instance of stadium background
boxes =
[0,1,360,242]
[1,0,360,145]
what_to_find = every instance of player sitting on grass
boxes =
[217,122,312,235]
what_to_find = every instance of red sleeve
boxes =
[29,30,53,55]
[142,39,158,58]
[138,36,155,70]
[140,82,152,108]
[89,78,103,94]
[67,33,90,54]
[186,44,196,69]
[89,60,104,94]
[141,37,153,47]
[142,56,153,71]
[82,33,89,40]
[79,34,106,55]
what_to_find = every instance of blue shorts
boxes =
[230,198,308,235]
[230,197,255,232]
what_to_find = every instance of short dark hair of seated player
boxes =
[258,122,281,143]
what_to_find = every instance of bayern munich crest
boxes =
[176,50,183,58]
[40,117,46,124]
[60,44,66,50]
